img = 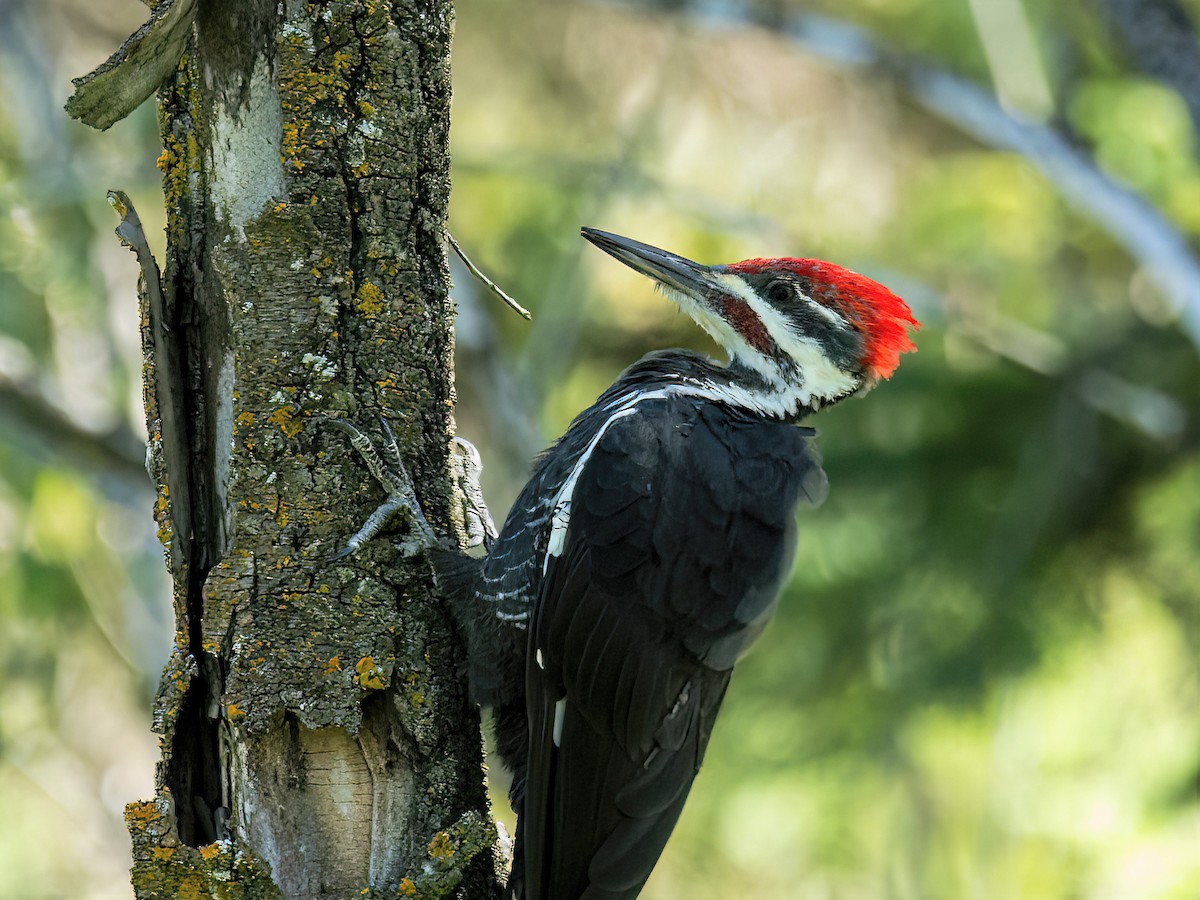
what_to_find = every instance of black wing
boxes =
[520,398,826,899]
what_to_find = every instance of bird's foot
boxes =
[450,436,497,554]
[328,416,439,559]
[329,419,498,559]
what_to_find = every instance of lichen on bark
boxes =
[98,0,499,896]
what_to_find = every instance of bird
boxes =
[336,228,918,899]
[437,228,918,899]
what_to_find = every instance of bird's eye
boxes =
[766,280,793,304]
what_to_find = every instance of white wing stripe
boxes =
[542,400,660,573]
[552,697,567,747]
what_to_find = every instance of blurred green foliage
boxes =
[2,0,1198,896]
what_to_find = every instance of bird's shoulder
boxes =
[572,392,828,557]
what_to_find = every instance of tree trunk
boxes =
[79,1,500,896]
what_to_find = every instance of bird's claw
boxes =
[329,416,497,559]
[328,415,439,559]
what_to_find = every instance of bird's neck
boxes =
[602,350,820,423]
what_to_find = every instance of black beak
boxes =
[581,228,715,299]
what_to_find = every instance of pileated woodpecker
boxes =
[337,229,918,899]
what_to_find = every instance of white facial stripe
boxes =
[717,271,847,328]
[803,294,847,326]
[786,336,859,401]
[553,697,566,746]
[715,272,794,353]
[717,270,844,344]
[658,284,780,384]
[713,272,858,403]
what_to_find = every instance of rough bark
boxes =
[81,1,500,896]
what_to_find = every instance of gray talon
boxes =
[329,416,439,557]
[329,417,498,559]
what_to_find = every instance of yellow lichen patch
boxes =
[277,507,290,528]
[185,133,201,172]
[236,411,256,427]
[356,281,385,316]
[398,878,417,896]
[151,846,174,861]
[268,406,304,438]
[428,831,454,859]
[377,259,404,279]
[199,843,222,861]
[177,875,205,900]
[154,487,173,546]
[355,655,385,690]
[226,703,246,722]
[126,800,159,826]
[309,255,335,279]
[324,655,343,675]
[331,49,355,75]
[281,120,309,171]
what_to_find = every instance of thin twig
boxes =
[445,230,532,320]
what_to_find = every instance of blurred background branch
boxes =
[0,369,146,494]
[1097,0,1200,134]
